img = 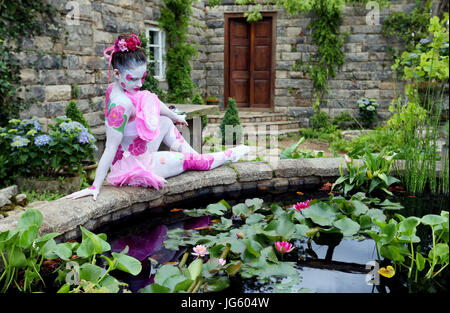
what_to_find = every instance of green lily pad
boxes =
[302,202,338,226]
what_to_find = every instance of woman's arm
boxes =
[66,102,130,201]
[159,100,188,126]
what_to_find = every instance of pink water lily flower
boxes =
[275,241,294,254]
[192,245,209,257]
[294,199,312,211]
[218,258,226,266]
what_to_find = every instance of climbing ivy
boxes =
[0,0,61,125]
[157,0,199,104]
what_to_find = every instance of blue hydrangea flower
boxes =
[11,135,30,148]
[59,121,88,133]
[34,134,53,147]
[90,144,98,151]
[420,38,430,44]
[77,130,95,144]
[20,119,41,131]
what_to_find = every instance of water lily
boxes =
[192,244,209,257]
[275,241,294,254]
[379,265,395,278]
[218,258,226,266]
[236,232,244,239]
[294,199,312,211]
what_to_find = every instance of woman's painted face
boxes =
[115,64,147,94]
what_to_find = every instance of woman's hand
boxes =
[65,186,100,201]
[173,114,188,127]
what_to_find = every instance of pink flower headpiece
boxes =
[103,34,142,83]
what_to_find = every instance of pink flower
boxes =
[114,39,128,52]
[128,137,148,156]
[126,37,137,51]
[275,241,294,254]
[294,199,312,212]
[192,245,209,257]
[218,258,226,266]
[112,145,124,165]
[236,232,244,239]
[107,105,125,128]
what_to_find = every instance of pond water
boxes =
[94,188,449,294]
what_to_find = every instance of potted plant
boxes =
[205,95,219,106]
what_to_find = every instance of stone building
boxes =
[17,0,426,126]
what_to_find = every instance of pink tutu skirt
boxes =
[106,151,167,190]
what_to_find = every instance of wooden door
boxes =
[225,14,275,110]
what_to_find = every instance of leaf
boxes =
[246,213,265,225]
[79,263,103,282]
[344,183,354,195]
[111,252,142,276]
[379,265,395,278]
[17,208,43,231]
[188,258,203,281]
[245,198,264,210]
[398,217,421,235]
[54,243,73,261]
[280,137,305,159]
[301,202,338,226]
[10,246,27,267]
[421,214,446,226]
[333,217,360,237]
[243,239,262,257]
[18,225,39,249]
[351,200,369,217]
[206,202,228,216]
[205,276,230,292]
[379,199,403,210]
[154,264,182,287]
[232,203,251,217]
[365,209,386,222]
[138,283,171,293]
[415,253,426,271]
[225,260,242,276]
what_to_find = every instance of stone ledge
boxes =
[2,158,443,240]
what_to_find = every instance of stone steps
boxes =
[205,111,302,140]
[207,112,294,124]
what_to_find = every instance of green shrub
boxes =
[332,111,359,129]
[310,109,331,130]
[219,98,242,145]
[65,100,90,131]
[192,90,207,128]
[357,97,379,128]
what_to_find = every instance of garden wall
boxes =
[14,0,440,125]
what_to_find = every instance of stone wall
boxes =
[17,0,208,119]
[203,0,425,124]
[15,0,434,125]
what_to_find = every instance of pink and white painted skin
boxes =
[66,35,249,201]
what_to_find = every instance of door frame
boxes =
[224,12,277,112]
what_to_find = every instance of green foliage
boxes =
[310,109,331,130]
[388,14,449,195]
[331,111,359,129]
[0,0,61,125]
[219,98,242,145]
[0,116,97,186]
[65,100,90,132]
[367,210,449,282]
[0,209,141,293]
[158,0,198,104]
[357,97,379,128]
[280,137,324,159]
[160,194,406,292]
[332,150,400,196]
[382,0,432,54]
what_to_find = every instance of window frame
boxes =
[145,25,166,81]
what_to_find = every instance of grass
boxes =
[21,189,66,203]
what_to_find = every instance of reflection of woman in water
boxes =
[66,34,249,201]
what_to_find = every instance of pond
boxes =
[93,187,449,294]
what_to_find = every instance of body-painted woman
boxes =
[67,34,249,200]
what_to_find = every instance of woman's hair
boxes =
[111,34,147,72]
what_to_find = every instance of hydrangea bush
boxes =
[0,116,97,187]
[357,97,379,128]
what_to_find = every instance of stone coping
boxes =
[0,158,445,241]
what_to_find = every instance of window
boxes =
[146,26,166,81]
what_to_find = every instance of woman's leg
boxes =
[146,116,199,154]
[149,145,249,179]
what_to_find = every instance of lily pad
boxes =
[302,202,338,226]
[333,217,360,237]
